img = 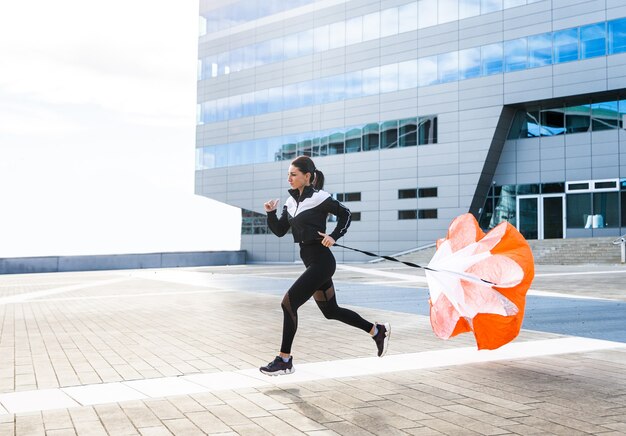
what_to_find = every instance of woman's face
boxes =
[288,165,310,190]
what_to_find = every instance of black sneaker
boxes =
[259,356,295,376]
[372,323,390,357]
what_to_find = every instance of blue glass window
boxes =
[438,52,458,83]
[504,38,527,71]
[242,46,256,69]
[314,25,330,52]
[328,74,346,102]
[439,0,459,24]
[242,93,255,117]
[591,101,619,131]
[345,70,363,98]
[215,144,228,168]
[363,12,381,41]
[418,0,438,29]
[201,101,216,123]
[314,77,332,104]
[459,0,480,19]
[329,22,346,49]
[229,47,244,73]
[528,33,553,67]
[481,43,503,75]
[398,2,418,33]
[346,16,363,45]
[459,47,481,79]
[481,0,502,14]
[298,29,314,56]
[504,0,525,6]
[215,98,228,122]
[362,67,380,95]
[608,18,626,54]
[380,64,399,93]
[298,81,314,107]
[282,84,299,110]
[553,28,578,63]
[418,56,438,86]
[580,23,606,59]
[380,7,399,38]
[255,89,269,114]
[269,38,283,62]
[255,41,270,66]
[565,105,591,134]
[398,60,418,89]
[283,34,299,58]
[229,95,243,119]
[540,108,565,136]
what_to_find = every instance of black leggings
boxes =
[280,243,374,354]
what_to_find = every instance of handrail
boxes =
[613,234,626,264]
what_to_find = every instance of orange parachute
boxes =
[426,213,535,350]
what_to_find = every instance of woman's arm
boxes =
[266,202,290,237]
[324,197,352,242]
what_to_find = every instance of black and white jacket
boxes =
[267,185,351,244]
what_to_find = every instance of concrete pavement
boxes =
[0,261,624,435]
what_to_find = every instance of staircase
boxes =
[393,237,623,265]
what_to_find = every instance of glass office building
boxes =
[196,0,626,262]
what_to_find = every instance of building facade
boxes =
[196,0,626,262]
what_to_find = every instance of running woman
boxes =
[259,156,390,376]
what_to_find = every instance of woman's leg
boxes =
[279,261,333,355]
[313,281,373,333]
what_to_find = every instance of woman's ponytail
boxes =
[313,169,324,190]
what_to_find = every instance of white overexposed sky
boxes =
[0,0,241,257]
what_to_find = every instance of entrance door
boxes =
[517,194,565,240]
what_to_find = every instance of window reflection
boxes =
[381,7,399,38]
[196,117,439,169]
[459,0,480,20]
[481,0,502,14]
[398,60,418,89]
[504,38,527,71]
[608,17,626,54]
[459,47,481,79]
[346,16,363,45]
[418,56,438,86]
[363,12,381,41]
[418,0,438,29]
[553,28,579,63]
[398,2,418,33]
[540,108,565,136]
[508,97,626,138]
[528,33,552,67]
[481,43,503,75]
[199,17,626,124]
[380,64,399,93]
[591,101,619,131]
[580,23,606,58]
[400,118,418,147]
[329,22,346,49]
[202,0,315,36]
[202,8,626,84]
[438,0,458,24]
[438,52,458,83]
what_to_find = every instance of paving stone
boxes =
[0,265,624,434]
[161,417,204,436]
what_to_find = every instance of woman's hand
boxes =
[264,199,279,212]
[318,231,335,247]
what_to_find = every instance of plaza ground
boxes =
[0,261,625,435]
